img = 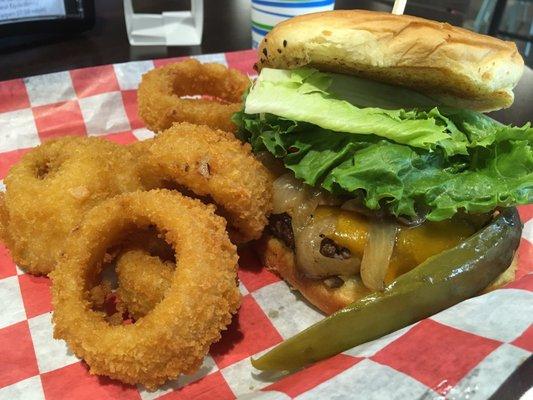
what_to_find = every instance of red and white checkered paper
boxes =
[0,49,531,400]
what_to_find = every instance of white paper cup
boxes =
[251,0,335,48]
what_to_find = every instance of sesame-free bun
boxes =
[256,10,524,112]
[257,235,517,315]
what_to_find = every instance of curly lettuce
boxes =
[234,68,533,221]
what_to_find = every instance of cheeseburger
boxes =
[234,10,532,314]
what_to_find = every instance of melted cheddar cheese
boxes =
[314,206,476,283]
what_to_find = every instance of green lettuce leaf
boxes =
[234,68,533,220]
[245,68,532,157]
[440,107,533,146]
[233,112,533,221]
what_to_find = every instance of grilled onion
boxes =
[295,216,360,279]
[360,220,397,291]
[273,173,340,229]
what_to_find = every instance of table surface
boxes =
[0,1,531,398]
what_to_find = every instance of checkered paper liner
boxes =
[0,49,531,400]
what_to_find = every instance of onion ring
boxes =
[51,190,240,389]
[138,59,250,133]
[1,137,142,275]
[116,248,174,320]
[115,228,175,319]
[0,193,8,243]
[134,122,273,243]
[119,225,176,262]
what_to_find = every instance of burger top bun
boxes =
[256,10,524,112]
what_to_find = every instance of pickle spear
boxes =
[252,208,522,372]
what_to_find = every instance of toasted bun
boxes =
[257,235,518,315]
[257,10,524,112]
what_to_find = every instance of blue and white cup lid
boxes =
[251,0,335,48]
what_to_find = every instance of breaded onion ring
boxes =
[0,193,8,243]
[51,190,240,389]
[116,248,173,320]
[112,227,175,320]
[1,137,142,275]
[119,225,176,263]
[138,59,250,133]
[135,123,273,243]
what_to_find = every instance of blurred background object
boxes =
[250,0,335,48]
[467,0,533,65]
[0,0,95,47]
[124,0,203,46]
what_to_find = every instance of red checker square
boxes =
[33,100,86,141]
[154,56,190,68]
[0,321,39,387]
[264,354,362,397]
[70,65,120,98]
[0,243,17,279]
[0,78,30,113]
[512,325,533,352]
[506,272,533,291]
[102,130,137,145]
[0,147,31,179]
[18,274,52,318]
[372,319,501,395]
[225,49,258,75]
[41,362,141,400]
[516,239,533,281]
[121,90,144,130]
[237,247,280,292]
[210,294,283,369]
[518,205,533,223]
[159,371,234,400]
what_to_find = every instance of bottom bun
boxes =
[256,235,518,315]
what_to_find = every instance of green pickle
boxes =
[252,208,522,372]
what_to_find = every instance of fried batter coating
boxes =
[1,137,142,275]
[135,123,273,243]
[89,280,113,309]
[138,59,250,133]
[0,193,8,243]
[51,190,240,389]
[116,249,174,320]
[122,226,176,262]
[113,226,175,320]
